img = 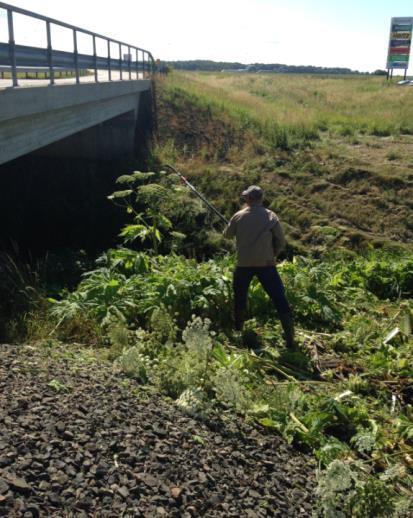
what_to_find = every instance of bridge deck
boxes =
[0,71,144,90]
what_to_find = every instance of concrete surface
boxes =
[0,77,152,165]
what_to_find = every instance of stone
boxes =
[77,496,93,509]
[170,487,182,500]
[48,493,61,505]
[118,486,130,499]
[27,504,40,518]
[0,479,9,495]
[0,456,12,468]
[4,474,32,494]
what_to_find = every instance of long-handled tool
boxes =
[163,164,229,225]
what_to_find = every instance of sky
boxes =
[1,0,412,73]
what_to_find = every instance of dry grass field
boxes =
[170,72,413,138]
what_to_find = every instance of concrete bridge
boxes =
[0,2,155,165]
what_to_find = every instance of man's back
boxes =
[224,205,285,266]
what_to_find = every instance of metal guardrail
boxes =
[0,1,155,86]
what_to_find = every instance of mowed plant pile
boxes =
[155,72,413,252]
[35,171,413,517]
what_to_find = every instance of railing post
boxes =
[128,45,131,80]
[73,29,80,83]
[107,39,112,81]
[135,48,138,79]
[46,20,54,85]
[93,35,98,82]
[7,9,18,87]
[119,43,122,80]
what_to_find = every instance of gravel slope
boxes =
[0,344,316,517]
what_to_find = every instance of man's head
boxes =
[242,185,263,206]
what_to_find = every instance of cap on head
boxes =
[242,185,263,200]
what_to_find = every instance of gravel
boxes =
[0,344,317,516]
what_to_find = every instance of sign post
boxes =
[386,17,413,80]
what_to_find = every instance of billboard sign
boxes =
[387,17,413,69]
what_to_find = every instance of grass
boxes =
[164,72,413,144]
[155,72,413,253]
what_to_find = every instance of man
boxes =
[223,185,295,349]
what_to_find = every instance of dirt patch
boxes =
[334,168,374,185]
[0,344,316,517]
[156,85,247,161]
[334,167,410,191]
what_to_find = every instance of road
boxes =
[0,70,146,90]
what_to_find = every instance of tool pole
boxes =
[163,164,229,225]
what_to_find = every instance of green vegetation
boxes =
[3,71,413,515]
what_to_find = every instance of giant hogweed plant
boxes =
[47,189,413,516]
[108,170,222,257]
[108,171,176,254]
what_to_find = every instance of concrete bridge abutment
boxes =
[34,109,139,161]
[0,79,153,165]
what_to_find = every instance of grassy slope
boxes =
[155,72,413,254]
[173,72,413,135]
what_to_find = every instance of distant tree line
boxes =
[165,60,373,75]
[166,60,245,71]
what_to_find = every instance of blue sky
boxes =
[1,0,412,72]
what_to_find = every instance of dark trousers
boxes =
[233,266,291,329]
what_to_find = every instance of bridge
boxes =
[0,2,155,164]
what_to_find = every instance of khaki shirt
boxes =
[223,205,286,266]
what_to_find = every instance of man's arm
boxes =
[223,216,237,239]
[272,219,286,257]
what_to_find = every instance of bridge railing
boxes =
[0,2,155,86]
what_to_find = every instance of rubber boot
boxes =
[279,312,296,349]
